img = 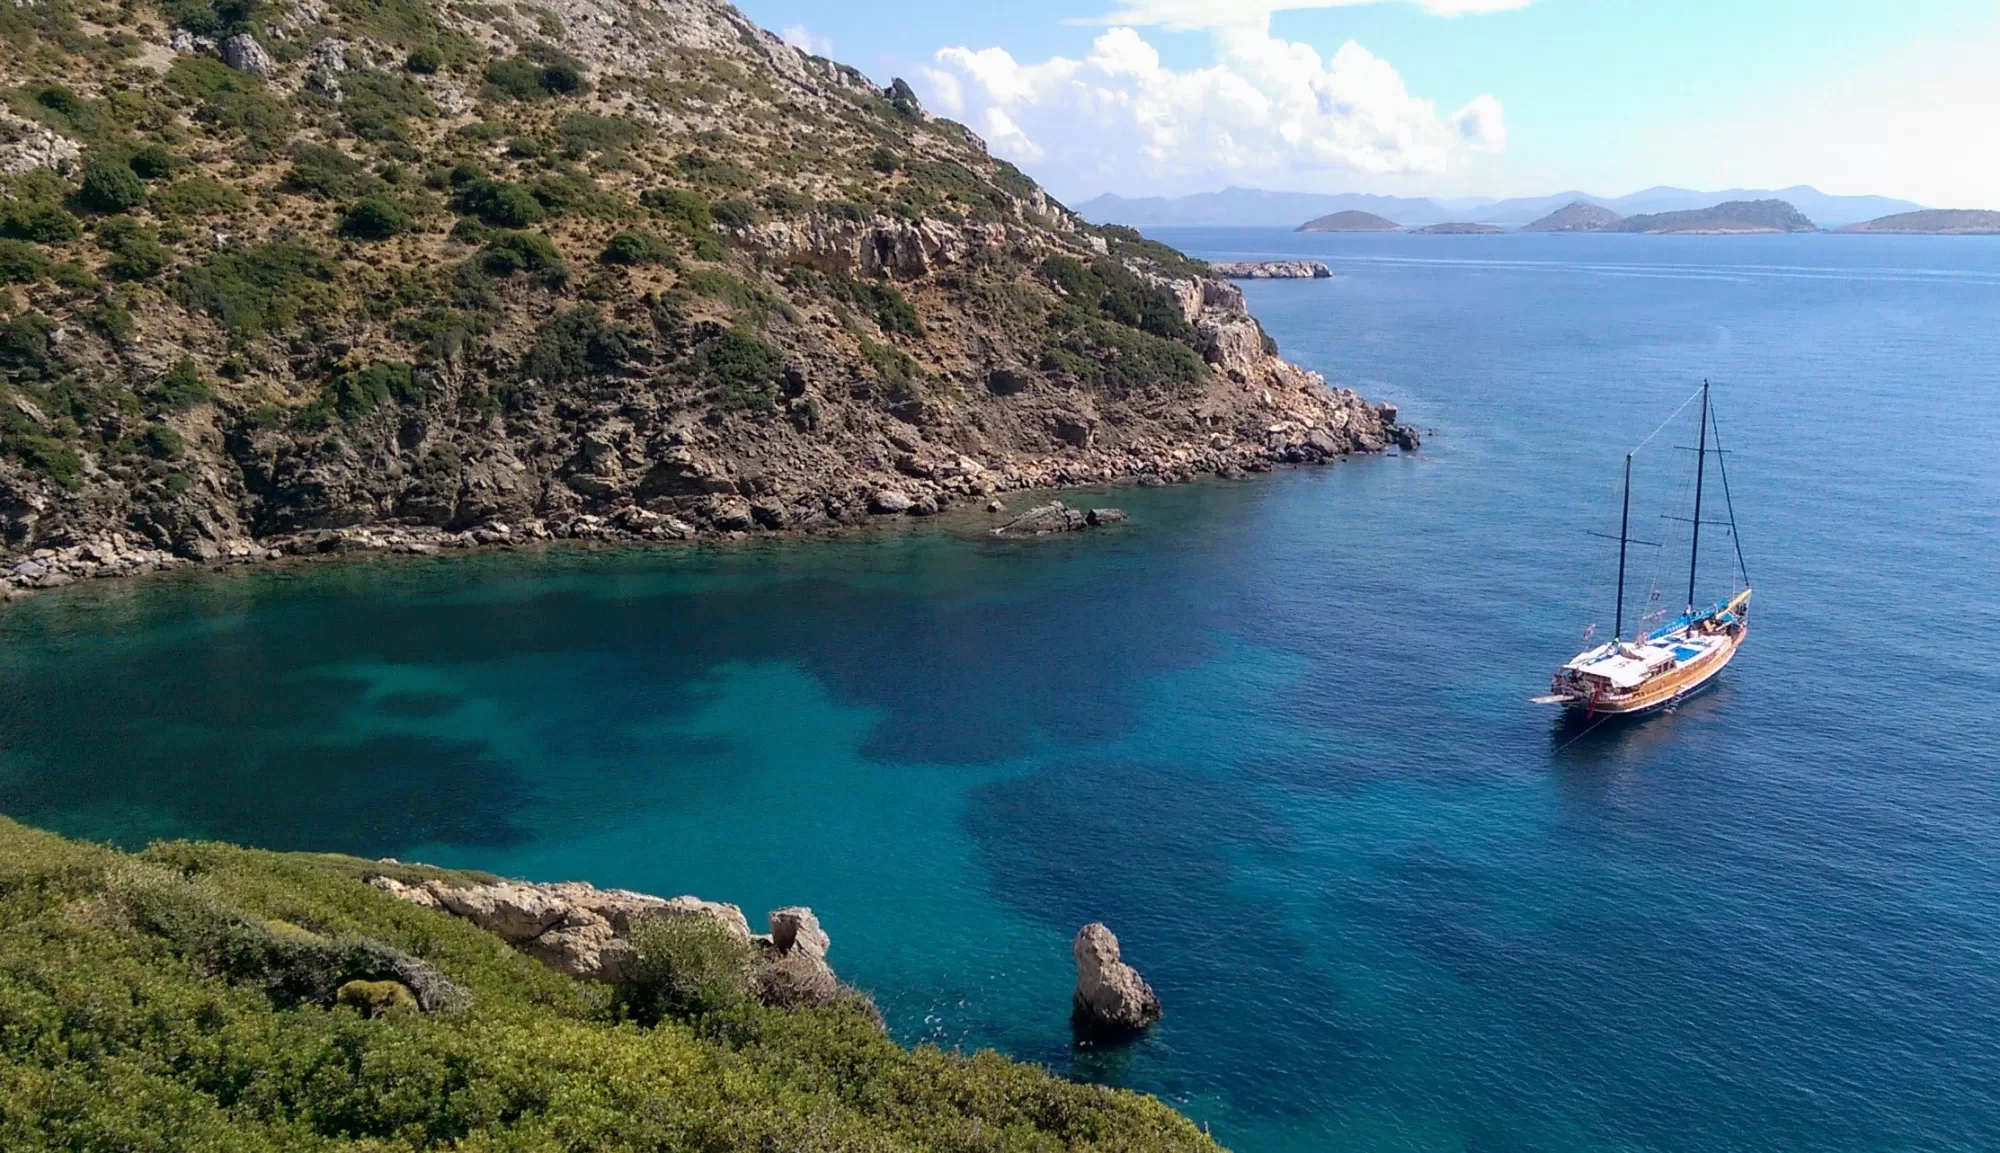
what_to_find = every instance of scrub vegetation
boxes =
[0,817,1218,1151]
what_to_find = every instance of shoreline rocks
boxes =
[1072,922,1161,1036]
[1209,260,1333,280]
[369,874,838,1006]
[990,500,1128,536]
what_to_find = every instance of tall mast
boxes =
[1686,379,1710,611]
[1615,452,1632,640]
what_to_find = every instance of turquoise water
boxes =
[5,232,2000,1151]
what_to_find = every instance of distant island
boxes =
[1620,199,1818,234]
[1079,185,1926,229]
[1837,209,2000,235]
[1297,210,1403,233]
[1415,222,1507,235]
[1523,202,1626,232]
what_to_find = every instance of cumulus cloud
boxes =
[1086,0,1532,32]
[780,24,833,57]
[919,24,1504,197]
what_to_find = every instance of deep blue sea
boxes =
[4,230,1999,1152]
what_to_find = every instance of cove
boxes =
[4,233,1999,1152]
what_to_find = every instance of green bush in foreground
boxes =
[0,817,1219,1152]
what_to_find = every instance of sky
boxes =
[733,0,2000,209]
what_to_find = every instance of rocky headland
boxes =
[1209,260,1332,279]
[1837,209,2000,234]
[0,0,1414,603]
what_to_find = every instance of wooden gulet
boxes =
[1535,381,1753,718]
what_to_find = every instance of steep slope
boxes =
[0,0,1407,588]
[1297,210,1403,232]
[1838,209,2000,234]
[1522,201,1624,232]
[1619,199,1817,234]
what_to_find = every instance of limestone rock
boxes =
[757,906,838,1008]
[221,33,277,77]
[1085,507,1126,526]
[768,906,829,959]
[1072,922,1160,1033]
[869,489,912,514]
[992,501,1087,536]
[370,874,752,983]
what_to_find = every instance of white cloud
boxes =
[920,24,1503,198]
[1084,0,1531,32]
[780,24,834,57]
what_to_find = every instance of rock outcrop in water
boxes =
[371,874,837,1004]
[1209,261,1332,279]
[990,500,1128,536]
[1072,922,1161,1034]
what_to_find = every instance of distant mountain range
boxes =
[1076,185,1928,230]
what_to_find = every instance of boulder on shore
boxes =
[1071,922,1161,1035]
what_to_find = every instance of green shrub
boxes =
[710,196,759,230]
[97,217,174,281]
[0,199,81,243]
[1041,313,1208,396]
[405,43,444,73]
[151,175,246,217]
[48,261,97,291]
[164,57,291,154]
[77,155,146,212]
[152,357,213,410]
[483,48,586,101]
[523,170,607,217]
[759,185,814,216]
[615,915,753,1026]
[179,240,339,340]
[642,186,711,235]
[600,228,671,265]
[340,68,437,142]
[480,229,564,278]
[139,423,185,458]
[556,112,644,157]
[698,326,782,411]
[127,143,182,181]
[0,312,60,378]
[453,177,546,227]
[340,195,412,240]
[522,305,640,383]
[159,0,261,36]
[681,268,792,323]
[284,143,370,198]
[824,271,922,335]
[327,360,422,417]
[0,239,49,283]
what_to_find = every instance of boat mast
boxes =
[1615,452,1633,640]
[1686,380,1710,611]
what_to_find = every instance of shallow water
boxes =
[4,231,1998,1152]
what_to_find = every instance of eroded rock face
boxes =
[1072,922,1161,1034]
[371,875,752,983]
[369,874,842,1008]
[221,33,277,77]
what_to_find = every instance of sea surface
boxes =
[4,230,1999,1152]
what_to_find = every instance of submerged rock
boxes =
[1071,922,1161,1035]
[992,501,1086,536]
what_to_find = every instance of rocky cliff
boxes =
[0,0,1410,594]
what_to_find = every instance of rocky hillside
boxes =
[1619,199,1817,234]
[0,0,1410,591]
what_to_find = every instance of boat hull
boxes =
[1564,626,1745,717]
